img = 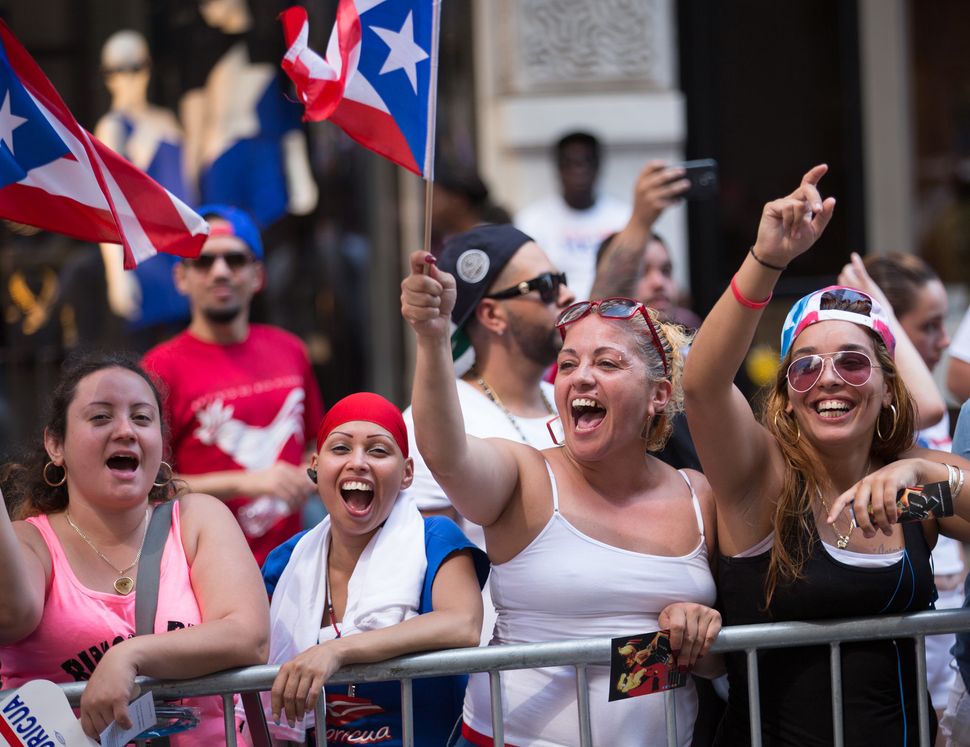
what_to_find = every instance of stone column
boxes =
[472,0,690,288]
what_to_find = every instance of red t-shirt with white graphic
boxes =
[143,325,324,563]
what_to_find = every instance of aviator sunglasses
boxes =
[786,350,875,392]
[556,297,669,376]
[184,251,254,272]
[485,271,568,305]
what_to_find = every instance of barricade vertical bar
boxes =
[400,678,414,747]
[914,636,930,747]
[746,648,762,747]
[490,670,505,747]
[315,697,329,747]
[222,693,238,747]
[664,688,678,747]
[574,664,593,747]
[829,642,844,747]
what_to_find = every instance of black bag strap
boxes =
[135,500,174,636]
[132,499,273,747]
[133,500,174,747]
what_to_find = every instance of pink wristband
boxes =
[730,273,771,309]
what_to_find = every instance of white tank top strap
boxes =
[543,458,561,513]
[677,469,705,538]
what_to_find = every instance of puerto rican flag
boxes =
[0,21,207,268]
[280,0,440,178]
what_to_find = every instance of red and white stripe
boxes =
[0,21,207,268]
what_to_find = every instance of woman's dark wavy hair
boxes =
[760,325,917,608]
[863,252,938,319]
[0,352,180,519]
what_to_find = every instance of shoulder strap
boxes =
[135,500,175,636]
[676,469,705,538]
[543,459,561,512]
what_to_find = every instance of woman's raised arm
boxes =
[683,165,836,504]
[401,251,523,527]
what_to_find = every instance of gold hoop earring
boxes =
[43,461,66,487]
[153,461,174,488]
[876,404,898,442]
[773,411,800,442]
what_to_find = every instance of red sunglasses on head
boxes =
[556,297,669,376]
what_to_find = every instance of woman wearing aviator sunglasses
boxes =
[403,253,722,746]
[683,164,970,746]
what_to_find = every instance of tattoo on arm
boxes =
[589,236,646,300]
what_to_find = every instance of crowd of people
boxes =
[4,138,970,747]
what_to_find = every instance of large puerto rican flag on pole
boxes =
[280,0,440,179]
[0,21,207,268]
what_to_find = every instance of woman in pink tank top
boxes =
[0,353,269,744]
[402,248,723,746]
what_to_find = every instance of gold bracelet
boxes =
[946,463,958,496]
[956,468,966,500]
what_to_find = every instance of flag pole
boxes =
[420,0,442,272]
[423,176,434,255]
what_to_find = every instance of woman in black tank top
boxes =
[683,165,970,746]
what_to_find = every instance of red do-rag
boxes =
[315,392,409,457]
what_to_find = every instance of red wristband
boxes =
[730,273,771,309]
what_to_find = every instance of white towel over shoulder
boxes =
[251,494,426,741]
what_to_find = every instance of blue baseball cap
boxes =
[197,204,264,260]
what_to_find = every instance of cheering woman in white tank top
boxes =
[402,251,722,746]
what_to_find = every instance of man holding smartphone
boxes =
[591,161,693,305]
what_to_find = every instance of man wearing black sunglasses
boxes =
[143,204,323,564]
[402,225,574,532]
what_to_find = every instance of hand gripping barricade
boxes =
[0,607,963,747]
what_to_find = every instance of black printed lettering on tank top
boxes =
[59,621,191,681]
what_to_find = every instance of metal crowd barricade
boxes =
[51,608,970,747]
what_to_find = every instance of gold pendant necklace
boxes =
[819,496,854,549]
[475,369,554,447]
[65,508,151,595]
[817,461,870,550]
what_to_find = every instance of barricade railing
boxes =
[42,608,970,747]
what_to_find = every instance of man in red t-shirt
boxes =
[143,205,323,564]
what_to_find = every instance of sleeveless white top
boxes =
[463,462,717,746]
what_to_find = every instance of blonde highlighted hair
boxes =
[627,308,692,452]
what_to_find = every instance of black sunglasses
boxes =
[485,272,567,304]
[184,252,253,271]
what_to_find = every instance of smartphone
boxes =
[676,159,719,200]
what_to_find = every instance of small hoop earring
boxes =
[153,461,174,488]
[43,461,66,487]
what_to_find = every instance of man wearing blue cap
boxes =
[142,205,323,563]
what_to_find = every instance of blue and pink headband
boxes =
[780,285,895,359]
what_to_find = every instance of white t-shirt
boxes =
[401,378,558,549]
[515,193,631,301]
